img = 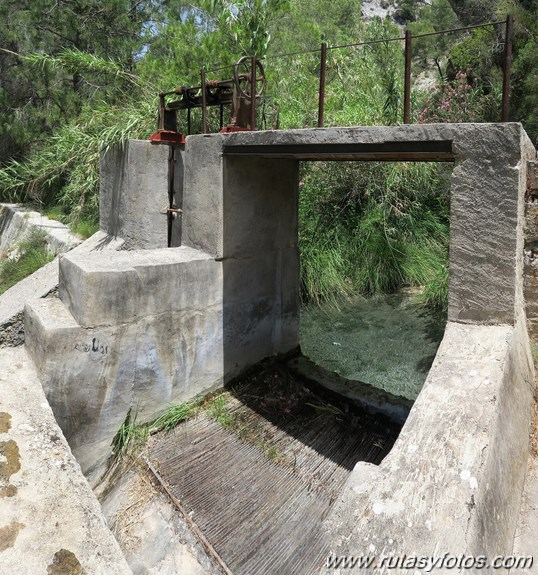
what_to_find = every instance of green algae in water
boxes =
[299,291,446,400]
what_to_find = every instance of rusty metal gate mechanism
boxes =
[150,56,264,247]
[150,55,265,145]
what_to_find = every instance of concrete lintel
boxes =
[220,123,525,161]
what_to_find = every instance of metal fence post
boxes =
[501,14,513,122]
[201,66,207,134]
[318,42,327,128]
[403,30,412,124]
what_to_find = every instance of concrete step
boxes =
[58,245,221,328]
[0,345,131,575]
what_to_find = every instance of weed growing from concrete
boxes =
[150,402,197,433]
[112,408,149,457]
[206,395,232,427]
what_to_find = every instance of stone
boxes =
[527,160,538,197]
[525,204,538,242]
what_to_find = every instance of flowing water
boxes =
[300,290,446,400]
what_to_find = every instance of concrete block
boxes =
[182,136,299,260]
[181,135,224,257]
[223,296,276,378]
[59,246,222,328]
[0,231,124,346]
[447,126,534,325]
[25,298,135,482]
[99,140,183,249]
[221,157,298,258]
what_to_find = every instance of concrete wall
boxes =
[24,121,537,545]
[311,123,537,571]
[182,135,300,375]
[322,318,534,572]
[26,138,300,483]
[0,346,130,575]
[100,140,182,249]
[0,203,81,260]
[221,123,535,325]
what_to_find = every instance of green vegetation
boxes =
[111,393,231,457]
[299,161,451,311]
[206,395,233,427]
[0,230,55,295]
[1,0,537,312]
[151,402,198,432]
[111,408,149,457]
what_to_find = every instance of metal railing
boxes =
[193,15,514,132]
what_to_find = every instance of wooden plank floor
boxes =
[148,363,400,575]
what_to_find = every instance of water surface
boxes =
[300,291,446,400]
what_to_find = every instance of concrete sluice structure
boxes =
[1,122,537,573]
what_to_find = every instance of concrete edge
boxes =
[0,346,132,575]
[0,231,124,345]
[287,354,412,425]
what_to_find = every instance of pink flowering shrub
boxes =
[417,70,483,124]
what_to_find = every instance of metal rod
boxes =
[250,55,257,131]
[144,458,235,575]
[187,107,191,135]
[410,20,505,40]
[201,66,207,134]
[317,42,327,128]
[501,14,513,122]
[167,146,175,248]
[219,104,224,129]
[404,30,412,124]
[160,19,504,99]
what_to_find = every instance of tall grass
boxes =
[0,51,156,227]
[298,161,451,312]
[0,230,55,295]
